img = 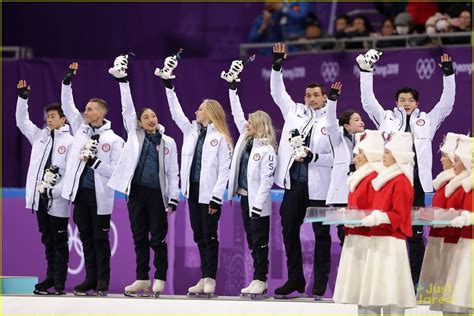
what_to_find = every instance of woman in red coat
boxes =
[442,135,472,314]
[333,130,384,305]
[417,133,458,305]
[358,132,416,315]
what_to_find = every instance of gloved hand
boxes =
[80,134,100,161]
[302,149,315,163]
[439,53,454,76]
[108,54,130,82]
[251,207,262,218]
[450,211,472,228]
[166,200,178,213]
[63,62,78,85]
[17,80,30,100]
[221,59,244,83]
[327,82,342,101]
[272,43,287,71]
[360,210,390,227]
[37,166,61,196]
[209,200,221,214]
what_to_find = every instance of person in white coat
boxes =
[16,80,73,295]
[224,64,277,297]
[107,55,180,297]
[156,53,233,297]
[271,43,334,298]
[357,49,456,289]
[60,63,124,296]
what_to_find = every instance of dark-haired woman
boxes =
[107,55,180,297]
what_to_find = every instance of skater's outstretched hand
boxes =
[327,82,342,101]
[17,80,31,100]
[439,53,454,76]
[63,62,78,85]
[272,43,287,71]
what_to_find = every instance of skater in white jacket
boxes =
[156,52,233,297]
[107,55,180,297]
[60,63,124,296]
[357,49,456,289]
[16,80,73,295]
[223,59,277,298]
[270,43,334,298]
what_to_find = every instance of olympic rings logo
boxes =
[67,221,118,275]
[416,58,436,80]
[320,62,340,83]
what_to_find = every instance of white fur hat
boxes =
[439,132,459,163]
[385,132,415,184]
[353,130,384,164]
[454,134,473,172]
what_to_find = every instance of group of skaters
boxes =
[16,42,471,314]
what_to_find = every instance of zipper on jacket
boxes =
[31,137,52,209]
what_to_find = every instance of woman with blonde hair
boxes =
[156,53,233,297]
[224,62,277,298]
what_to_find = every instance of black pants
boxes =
[37,197,69,289]
[408,177,426,288]
[240,195,270,282]
[127,184,168,281]
[73,189,111,287]
[279,180,309,282]
[188,182,221,279]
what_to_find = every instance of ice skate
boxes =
[124,280,150,297]
[249,280,268,300]
[33,277,54,295]
[152,279,165,298]
[240,280,256,298]
[203,277,217,298]
[274,279,306,299]
[73,279,97,296]
[96,280,109,297]
[187,278,205,297]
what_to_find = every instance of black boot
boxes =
[274,279,306,297]
[33,277,54,295]
[73,279,97,296]
[96,280,109,297]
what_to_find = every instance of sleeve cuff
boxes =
[210,196,222,205]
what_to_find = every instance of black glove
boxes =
[162,78,174,89]
[228,80,237,90]
[114,76,128,83]
[251,207,262,218]
[440,60,454,76]
[303,150,317,164]
[347,163,356,175]
[209,200,221,212]
[17,86,30,100]
[327,87,340,101]
[63,68,76,85]
[86,157,97,167]
[272,51,286,71]
[167,202,177,212]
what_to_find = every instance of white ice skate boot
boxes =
[249,280,268,299]
[152,279,165,298]
[203,277,216,298]
[124,280,150,297]
[356,49,383,72]
[187,278,205,297]
[240,280,256,297]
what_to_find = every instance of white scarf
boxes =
[432,168,456,191]
[372,163,403,191]
[347,163,376,192]
[445,169,471,198]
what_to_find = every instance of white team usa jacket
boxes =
[61,84,124,215]
[227,89,276,217]
[270,69,333,200]
[165,87,232,205]
[107,82,180,207]
[324,99,351,205]
[360,71,455,192]
[16,97,73,218]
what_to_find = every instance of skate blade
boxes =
[73,290,97,296]
[153,292,160,298]
[187,292,217,299]
[96,291,108,297]
[274,292,306,299]
[124,291,150,298]
[33,289,52,295]
[240,293,251,298]
[250,291,269,300]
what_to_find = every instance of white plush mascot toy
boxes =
[289,129,309,160]
[37,165,61,194]
[221,59,244,83]
[108,53,132,79]
[154,49,183,80]
[356,48,383,72]
[80,134,100,161]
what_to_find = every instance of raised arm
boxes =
[15,80,41,144]
[228,89,248,134]
[427,54,456,139]
[359,71,386,129]
[164,83,193,135]
[270,43,298,118]
[325,82,343,149]
[60,62,83,133]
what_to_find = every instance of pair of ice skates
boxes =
[124,279,165,298]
